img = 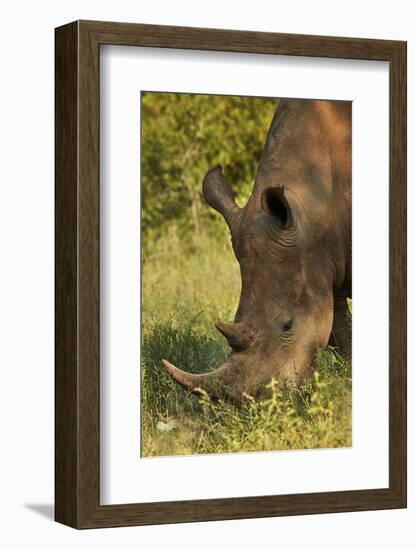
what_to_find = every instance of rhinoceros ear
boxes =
[203,166,241,231]
[261,186,293,229]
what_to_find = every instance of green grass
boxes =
[141,227,352,457]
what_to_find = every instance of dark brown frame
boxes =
[55,20,407,529]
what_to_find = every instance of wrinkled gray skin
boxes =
[163,99,352,402]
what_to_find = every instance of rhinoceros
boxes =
[162,98,352,402]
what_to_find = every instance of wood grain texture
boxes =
[55,20,407,529]
[388,41,407,503]
[55,21,79,527]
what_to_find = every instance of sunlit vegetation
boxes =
[141,92,352,457]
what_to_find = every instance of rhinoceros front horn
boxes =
[202,165,241,231]
[162,322,257,401]
[161,359,242,402]
[161,360,207,393]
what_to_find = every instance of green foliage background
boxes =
[141,92,351,457]
[141,92,277,245]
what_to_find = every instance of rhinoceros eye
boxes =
[282,319,293,332]
[261,187,292,229]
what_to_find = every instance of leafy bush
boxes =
[141,92,277,244]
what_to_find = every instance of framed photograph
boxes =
[55,20,406,528]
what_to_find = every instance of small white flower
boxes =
[156,419,179,432]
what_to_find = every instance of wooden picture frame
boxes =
[55,20,407,528]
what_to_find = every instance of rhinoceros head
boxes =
[162,99,351,402]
